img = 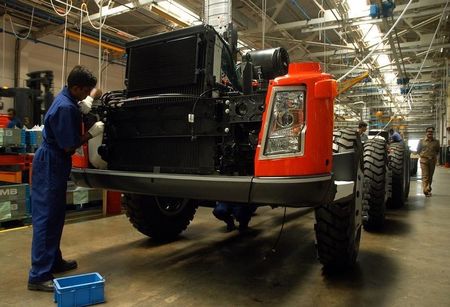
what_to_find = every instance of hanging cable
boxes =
[98,0,103,88]
[7,7,35,40]
[1,13,5,85]
[405,0,449,99]
[81,0,113,30]
[80,0,113,87]
[61,14,68,90]
[318,4,326,71]
[263,207,287,260]
[78,7,83,65]
[337,0,414,82]
[376,0,447,136]
[50,0,72,17]
[262,0,266,48]
[102,49,109,90]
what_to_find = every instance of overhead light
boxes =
[351,101,365,105]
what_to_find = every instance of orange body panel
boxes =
[72,123,89,168]
[255,62,336,177]
[72,144,89,168]
[0,114,10,128]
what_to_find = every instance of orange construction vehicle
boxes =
[73,25,367,270]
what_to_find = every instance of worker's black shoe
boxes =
[224,217,236,232]
[52,259,78,274]
[238,223,249,232]
[28,280,54,292]
[226,221,236,232]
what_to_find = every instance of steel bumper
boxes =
[71,168,336,207]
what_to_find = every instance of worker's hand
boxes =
[79,96,93,114]
[90,88,103,100]
[88,121,104,138]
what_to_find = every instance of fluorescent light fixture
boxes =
[346,0,370,19]
[346,0,398,90]
[155,0,201,25]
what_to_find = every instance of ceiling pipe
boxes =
[65,30,124,55]
[0,0,127,46]
[2,29,125,67]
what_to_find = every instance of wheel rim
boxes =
[155,197,188,216]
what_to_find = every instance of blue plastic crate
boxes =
[54,272,105,307]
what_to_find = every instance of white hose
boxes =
[61,14,68,90]
[1,14,5,85]
[50,0,72,17]
[262,0,266,48]
[7,7,35,40]
[81,0,112,30]
[78,8,83,65]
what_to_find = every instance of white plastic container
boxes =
[88,134,107,169]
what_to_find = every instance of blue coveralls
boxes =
[7,117,23,129]
[29,87,81,283]
[213,202,257,227]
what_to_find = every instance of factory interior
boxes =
[0,0,449,306]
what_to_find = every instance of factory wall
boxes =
[0,34,17,110]
[1,31,126,112]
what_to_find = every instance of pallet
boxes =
[0,146,27,154]
[0,216,31,229]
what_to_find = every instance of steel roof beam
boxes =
[82,0,154,23]
[242,0,449,34]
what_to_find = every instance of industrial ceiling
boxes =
[1,0,449,136]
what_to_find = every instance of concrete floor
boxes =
[1,168,450,307]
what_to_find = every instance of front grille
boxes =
[105,96,222,174]
[125,25,217,97]
[108,136,216,174]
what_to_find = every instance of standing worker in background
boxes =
[417,127,440,197]
[7,108,23,128]
[358,121,368,142]
[28,66,104,292]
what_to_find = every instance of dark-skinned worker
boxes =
[213,202,257,232]
[389,128,402,143]
[417,127,440,197]
[358,121,368,142]
[7,108,23,128]
[28,66,104,292]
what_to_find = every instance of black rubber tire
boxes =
[332,129,360,153]
[404,149,411,198]
[123,194,197,241]
[362,138,388,230]
[410,158,418,176]
[387,142,410,208]
[315,129,363,270]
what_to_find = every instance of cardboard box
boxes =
[0,199,30,222]
[0,128,23,147]
[66,187,103,205]
[0,183,30,222]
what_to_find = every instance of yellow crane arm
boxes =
[337,71,370,95]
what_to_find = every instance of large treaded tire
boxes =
[315,129,364,270]
[362,138,388,230]
[387,142,410,208]
[123,194,197,241]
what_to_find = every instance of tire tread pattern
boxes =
[362,139,387,230]
[123,194,197,241]
[315,129,362,269]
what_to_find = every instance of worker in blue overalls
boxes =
[213,202,257,232]
[28,65,104,292]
